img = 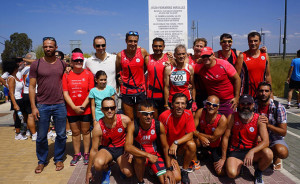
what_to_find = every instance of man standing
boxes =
[145,38,170,118]
[240,32,272,97]
[193,95,227,175]
[255,82,288,170]
[29,37,67,173]
[159,93,196,184]
[86,97,133,184]
[286,50,300,109]
[116,31,148,120]
[84,36,117,90]
[222,94,273,184]
[194,47,241,117]
[125,100,176,184]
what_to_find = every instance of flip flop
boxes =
[35,164,45,174]
[55,161,64,171]
[273,159,283,171]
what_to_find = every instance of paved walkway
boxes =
[0,97,299,184]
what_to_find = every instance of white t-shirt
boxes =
[84,52,117,90]
[1,72,21,85]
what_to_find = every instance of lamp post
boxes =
[278,18,281,56]
[283,0,287,59]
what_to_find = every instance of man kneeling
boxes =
[223,94,273,184]
[125,100,177,184]
[86,97,133,184]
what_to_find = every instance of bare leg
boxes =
[81,121,91,154]
[116,154,134,178]
[70,121,81,155]
[181,140,196,169]
[226,157,244,178]
[122,102,135,121]
[27,114,36,134]
[133,157,146,182]
[253,148,273,171]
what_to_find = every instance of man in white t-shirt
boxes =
[84,36,117,90]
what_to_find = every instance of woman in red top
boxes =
[62,48,94,166]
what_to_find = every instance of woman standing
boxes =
[62,48,94,166]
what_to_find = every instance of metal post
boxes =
[283,0,287,59]
[277,18,281,56]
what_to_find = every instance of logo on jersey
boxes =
[235,122,239,126]
[118,128,123,133]
[151,129,155,135]
[249,127,255,132]
[246,57,251,61]
[103,129,107,133]
[212,128,216,132]
[261,56,266,60]
[162,62,165,66]
[136,58,140,62]
[78,94,82,97]
[82,78,85,81]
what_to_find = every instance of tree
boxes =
[1,32,32,61]
[34,44,44,59]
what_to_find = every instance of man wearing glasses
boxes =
[29,37,67,173]
[193,95,227,175]
[86,97,133,184]
[194,47,241,117]
[116,31,149,121]
[125,100,176,184]
[222,94,273,184]
[159,93,196,184]
[84,36,117,90]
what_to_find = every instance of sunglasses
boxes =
[102,106,116,111]
[43,37,56,41]
[240,102,252,106]
[139,111,154,116]
[201,54,212,59]
[95,44,106,48]
[206,101,219,108]
[127,31,139,36]
[73,59,84,63]
[220,40,233,44]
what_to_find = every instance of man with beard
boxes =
[255,82,288,171]
[29,37,67,173]
[159,93,196,184]
[193,95,227,175]
[125,100,176,184]
[222,94,273,184]
[86,97,133,184]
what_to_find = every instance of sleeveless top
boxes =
[217,49,238,66]
[120,48,146,95]
[230,112,259,151]
[147,53,168,99]
[8,75,24,100]
[99,114,126,147]
[169,64,191,102]
[198,110,222,148]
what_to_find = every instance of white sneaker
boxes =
[32,132,37,141]
[26,130,31,137]
[47,130,53,139]
[66,130,72,136]
[15,133,28,140]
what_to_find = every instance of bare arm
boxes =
[7,77,19,111]
[0,77,7,88]
[265,53,272,85]
[235,53,244,75]
[229,73,241,109]
[90,98,96,124]
[116,53,122,76]
[286,66,294,83]
[164,66,171,109]
[206,115,227,143]
[29,78,39,120]
[189,65,196,102]
[267,123,287,137]
[221,114,233,160]
[63,91,84,114]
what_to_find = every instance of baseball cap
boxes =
[239,94,254,104]
[200,47,214,56]
[72,52,84,61]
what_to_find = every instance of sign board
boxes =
[148,0,188,53]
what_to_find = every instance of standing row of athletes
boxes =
[21,30,288,184]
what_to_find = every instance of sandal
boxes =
[273,159,283,171]
[35,164,45,174]
[55,161,64,171]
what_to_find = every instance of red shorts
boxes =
[145,152,166,176]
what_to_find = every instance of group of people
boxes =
[0,30,295,184]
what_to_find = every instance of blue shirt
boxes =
[89,85,116,120]
[291,58,300,81]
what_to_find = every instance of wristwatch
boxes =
[174,140,179,145]
[166,166,174,171]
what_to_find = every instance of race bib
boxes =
[170,70,187,86]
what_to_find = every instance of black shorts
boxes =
[199,147,222,162]
[98,146,124,161]
[122,92,146,105]
[228,149,250,161]
[147,98,164,110]
[289,79,300,90]
[67,114,92,123]
[23,94,32,114]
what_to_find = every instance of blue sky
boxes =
[0,0,300,56]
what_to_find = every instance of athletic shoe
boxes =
[286,105,291,109]
[70,153,82,166]
[254,169,264,184]
[32,132,37,141]
[15,133,28,140]
[181,169,190,184]
[100,169,111,184]
[188,160,200,172]
[47,130,53,139]
[26,130,31,137]
[66,130,72,136]
[137,181,145,184]
[83,153,89,165]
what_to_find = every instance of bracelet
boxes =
[164,104,169,107]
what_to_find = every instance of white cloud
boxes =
[111,33,124,40]
[75,30,87,35]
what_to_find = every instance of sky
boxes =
[0,0,300,56]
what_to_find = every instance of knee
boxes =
[134,157,145,165]
[72,130,81,137]
[263,148,273,161]
[94,158,106,171]
[81,128,90,136]
[273,145,289,159]
[186,140,197,152]
[121,168,133,178]
[226,168,238,179]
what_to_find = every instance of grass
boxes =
[269,56,296,97]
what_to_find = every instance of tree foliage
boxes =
[1,32,32,61]
[34,44,45,59]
